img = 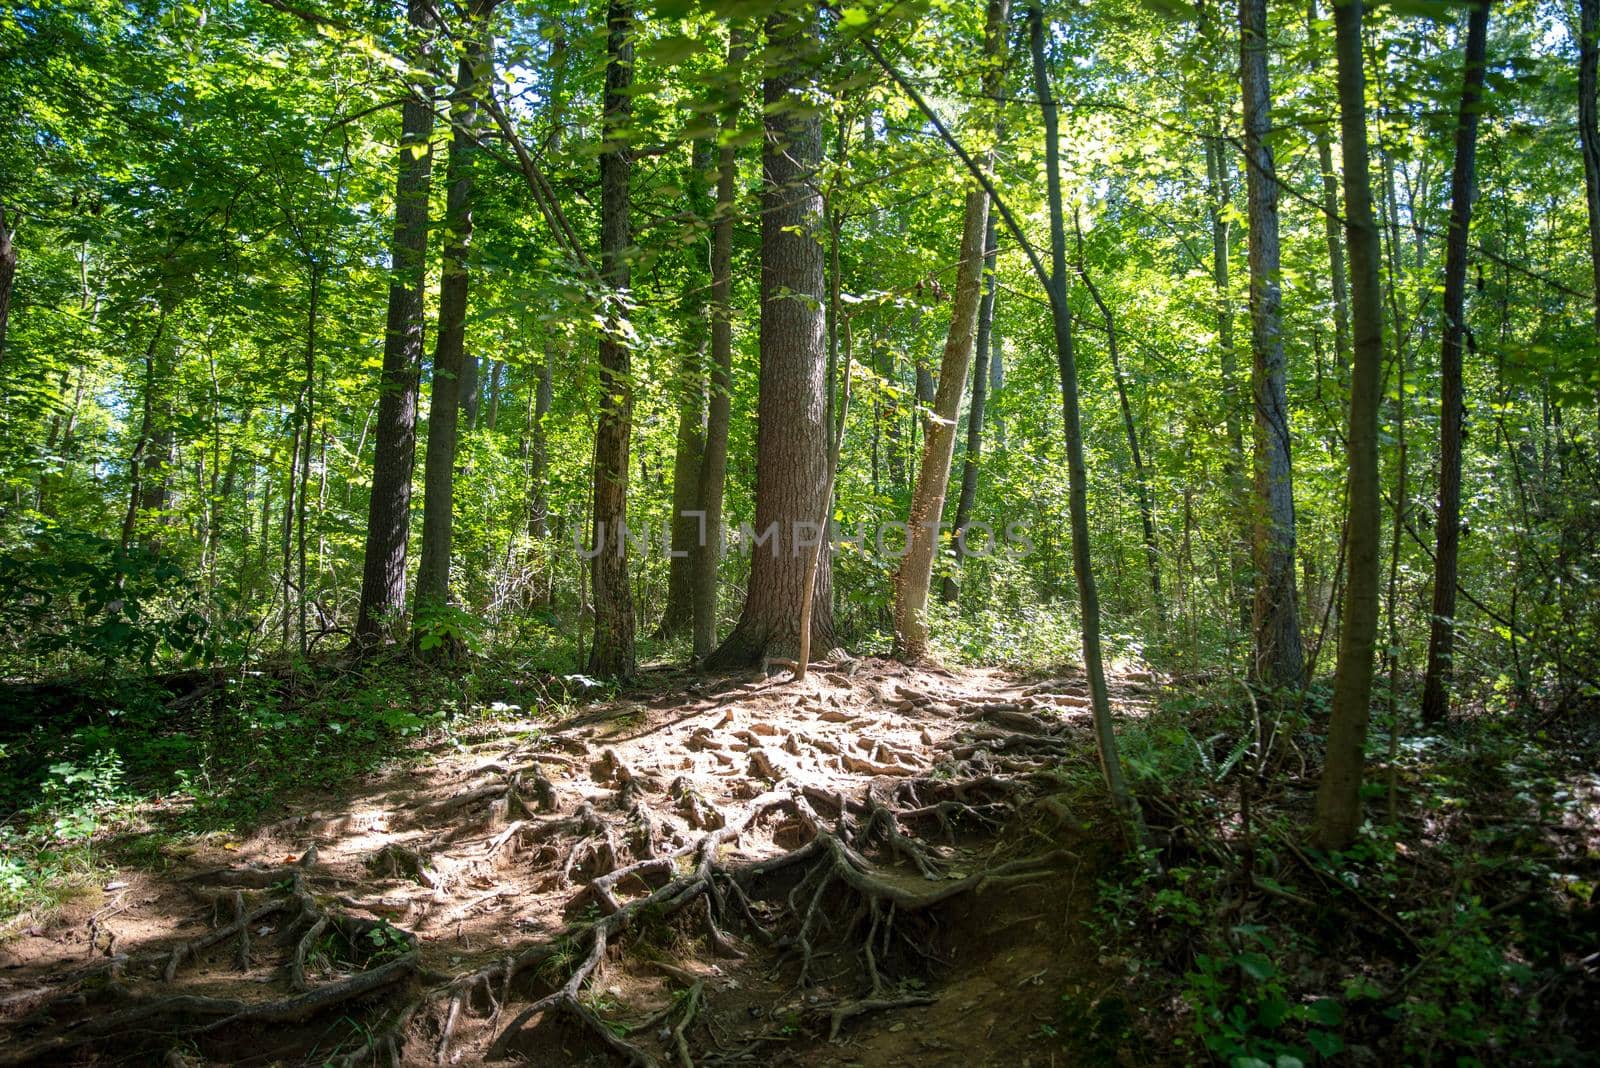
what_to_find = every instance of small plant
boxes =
[412,601,483,656]
[363,921,411,961]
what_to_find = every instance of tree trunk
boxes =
[703,7,837,669]
[295,262,320,653]
[1075,220,1160,615]
[1579,0,1600,420]
[943,214,999,605]
[460,352,480,430]
[355,0,435,644]
[1206,137,1251,635]
[485,359,502,430]
[1308,0,1352,382]
[692,28,746,661]
[660,139,715,640]
[880,339,906,489]
[895,0,1007,662]
[587,0,637,679]
[1241,0,1305,692]
[120,313,168,552]
[0,206,14,372]
[1313,0,1386,853]
[415,20,489,648]
[1421,0,1490,725]
[1027,1,1144,839]
[989,313,1004,445]
[528,357,553,539]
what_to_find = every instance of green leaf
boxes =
[1306,1030,1345,1057]
[1236,952,1277,981]
[1302,998,1344,1027]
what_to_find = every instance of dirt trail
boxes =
[0,658,1158,1066]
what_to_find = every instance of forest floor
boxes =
[0,658,1151,1066]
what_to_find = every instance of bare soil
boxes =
[0,658,1159,1066]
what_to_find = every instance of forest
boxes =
[1,0,1598,1062]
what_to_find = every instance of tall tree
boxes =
[1026,0,1144,836]
[894,0,1007,662]
[943,213,999,605]
[588,0,637,678]
[1314,0,1386,852]
[1580,0,1600,412]
[1075,220,1160,612]
[659,139,714,640]
[355,0,436,644]
[1308,0,1352,381]
[0,206,14,370]
[1240,0,1305,690]
[415,10,492,645]
[1421,0,1491,725]
[526,357,553,540]
[691,28,746,661]
[704,6,836,669]
[1206,137,1252,632]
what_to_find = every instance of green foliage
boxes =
[413,600,484,655]
[0,525,211,672]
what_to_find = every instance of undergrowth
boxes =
[1079,684,1599,1067]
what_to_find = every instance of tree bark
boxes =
[1579,0,1600,421]
[1206,136,1251,634]
[659,139,715,640]
[1421,0,1490,725]
[894,0,1007,662]
[1314,0,1386,853]
[120,313,169,552]
[942,213,999,605]
[0,206,14,372]
[1308,0,1352,382]
[355,0,435,644]
[587,0,637,678]
[415,19,490,645]
[691,28,746,661]
[528,357,553,539]
[1240,0,1305,691]
[1027,1,1144,839]
[704,7,837,669]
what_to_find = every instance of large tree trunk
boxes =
[1028,0,1143,839]
[1308,0,1352,382]
[1421,0,1490,725]
[355,0,435,644]
[1580,0,1600,422]
[691,28,746,661]
[1241,0,1305,691]
[703,8,837,669]
[942,214,999,605]
[660,139,715,640]
[415,19,490,643]
[587,0,637,678]
[894,0,1007,662]
[1313,0,1386,853]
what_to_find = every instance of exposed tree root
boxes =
[4,672,1098,1067]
